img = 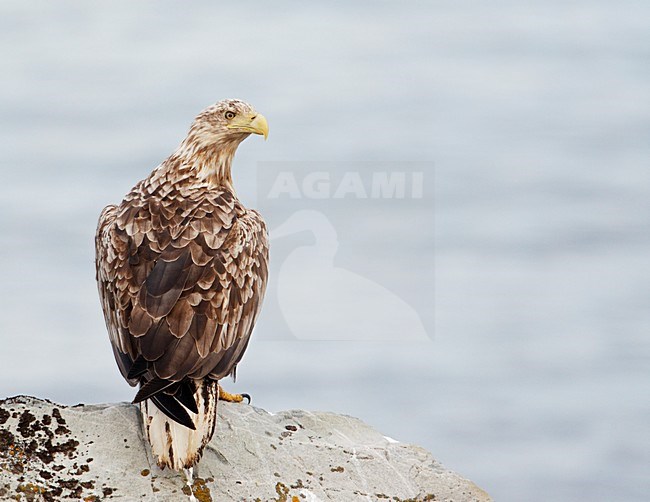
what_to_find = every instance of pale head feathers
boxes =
[161,99,267,189]
[187,99,258,150]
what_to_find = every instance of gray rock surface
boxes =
[0,396,490,501]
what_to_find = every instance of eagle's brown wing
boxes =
[95,187,268,399]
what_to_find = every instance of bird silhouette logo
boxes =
[270,210,429,341]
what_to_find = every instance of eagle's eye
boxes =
[225,111,236,120]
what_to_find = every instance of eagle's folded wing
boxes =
[95,189,268,387]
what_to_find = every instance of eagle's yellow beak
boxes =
[227,113,269,140]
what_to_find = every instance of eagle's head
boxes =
[171,99,268,186]
[188,99,268,150]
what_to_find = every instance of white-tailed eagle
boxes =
[95,99,269,471]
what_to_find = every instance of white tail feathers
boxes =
[140,379,218,471]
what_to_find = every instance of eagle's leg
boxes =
[218,385,251,404]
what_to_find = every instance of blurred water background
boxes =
[1,1,649,500]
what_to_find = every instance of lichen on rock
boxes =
[0,396,491,501]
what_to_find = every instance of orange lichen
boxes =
[191,477,213,502]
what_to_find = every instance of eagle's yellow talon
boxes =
[218,387,251,404]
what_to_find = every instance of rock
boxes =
[0,396,490,501]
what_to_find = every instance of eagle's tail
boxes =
[139,379,218,471]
